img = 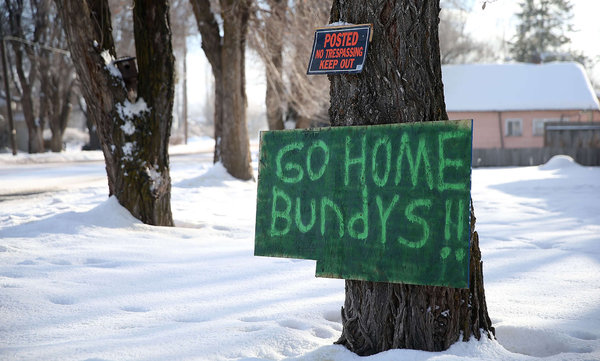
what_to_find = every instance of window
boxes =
[505,118,522,136]
[532,118,564,136]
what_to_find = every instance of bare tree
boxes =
[257,0,286,130]
[110,0,136,57]
[56,0,175,226]
[328,0,493,355]
[439,0,494,64]
[2,0,49,153]
[1,0,80,153]
[37,8,75,152]
[190,0,254,180]
[170,0,196,143]
[249,0,330,130]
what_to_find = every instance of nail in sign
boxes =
[307,24,372,75]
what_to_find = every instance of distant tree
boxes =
[78,94,102,151]
[2,0,49,153]
[0,113,7,152]
[286,0,331,128]
[56,0,175,226]
[190,0,254,180]
[37,9,75,152]
[109,0,136,57]
[249,0,330,130]
[439,0,495,64]
[0,25,8,151]
[1,0,78,153]
[328,0,494,355]
[252,0,287,131]
[510,0,580,64]
[170,0,196,143]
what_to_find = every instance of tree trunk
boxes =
[190,0,253,180]
[264,0,286,131]
[126,0,175,226]
[56,0,174,226]
[43,67,74,153]
[49,130,62,152]
[21,88,43,153]
[12,48,43,153]
[190,0,222,163]
[328,0,493,355]
[26,118,44,153]
[213,68,224,163]
[219,0,253,180]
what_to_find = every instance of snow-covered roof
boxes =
[442,62,600,112]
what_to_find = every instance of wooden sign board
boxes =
[306,24,372,75]
[254,120,473,289]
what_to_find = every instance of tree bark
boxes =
[56,0,174,226]
[190,0,254,180]
[128,0,175,226]
[328,0,493,355]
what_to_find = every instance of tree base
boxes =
[335,204,494,355]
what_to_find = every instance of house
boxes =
[442,62,600,149]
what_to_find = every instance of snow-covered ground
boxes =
[1,141,599,361]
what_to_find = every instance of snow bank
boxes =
[495,326,594,357]
[0,150,104,164]
[539,155,581,170]
[175,162,235,188]
[0,136,218,165]
[169,136,216,155]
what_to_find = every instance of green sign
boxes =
[254,120,472,288]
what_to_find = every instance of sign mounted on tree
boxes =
[254,120,473,289]
[306,23,372,75]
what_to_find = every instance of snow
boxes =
[117,98,150,121]
[121,120,136,136]
[122,141,134,160]
[145,164,162,193]
[1,144,600,360]
[442,62,600,112]
[327,22,354,27]
[100,50,123,80]
[538,155,579,171]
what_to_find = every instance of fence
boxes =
[544,122,600,148]
[472,147,600,167]
[472,122,600,167]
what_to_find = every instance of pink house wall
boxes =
[448,110,600,149]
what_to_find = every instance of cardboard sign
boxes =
[254,120,473,289]
[307,24,372,75]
